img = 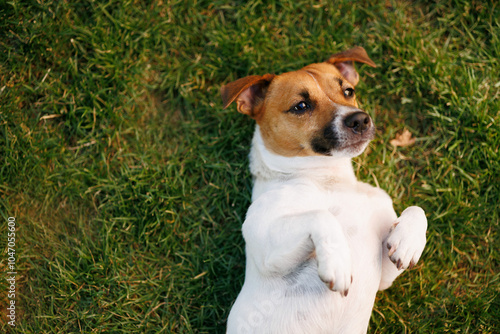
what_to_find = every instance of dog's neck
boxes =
[249,126,357,200]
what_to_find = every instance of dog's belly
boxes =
[228,249,381,333]
[227,183,395,334]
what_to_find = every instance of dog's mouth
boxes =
[341,136,374,152]
[311,111,375,157]
[311,134,373,156]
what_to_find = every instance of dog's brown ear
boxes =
[326,46,377,86]
[221,74,275,117]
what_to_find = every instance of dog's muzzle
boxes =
[311,109,375,156]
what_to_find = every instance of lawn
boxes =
[1,0,499,333]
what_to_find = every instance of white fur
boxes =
[227,127,427,334]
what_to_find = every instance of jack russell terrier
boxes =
[221,46,428,334]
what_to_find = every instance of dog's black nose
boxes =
[344,112,371,134]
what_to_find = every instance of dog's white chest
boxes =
[227,180,395,333]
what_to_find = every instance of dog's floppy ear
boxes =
[221,74,275,117]
[326,46,377,86]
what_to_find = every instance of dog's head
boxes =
[221,46,377,158]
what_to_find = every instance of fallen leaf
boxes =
[390,129,416,147]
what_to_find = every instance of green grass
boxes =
[0,0,499,333]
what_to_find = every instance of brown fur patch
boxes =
[256,63,359,157]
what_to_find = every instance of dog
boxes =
[221,46,427,334]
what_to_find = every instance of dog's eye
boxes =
[291,101,310,114]
[344,88,355,98]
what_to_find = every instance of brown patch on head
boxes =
[256,63,360,157]
[221,47,377,157]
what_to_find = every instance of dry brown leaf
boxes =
[390,129,416,147]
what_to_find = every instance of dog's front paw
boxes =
[316,246,352,296]
[385,206,427,270]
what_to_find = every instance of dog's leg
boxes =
[379,206,427,289]
[247,209,352,295]
[313,211,352,296]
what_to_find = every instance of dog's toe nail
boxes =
[344,289,349,297]
[409,260,415,269]
[351,275,353,284]
[388,245,396,257]
[329,281,334,290]
[396,259,403,270]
